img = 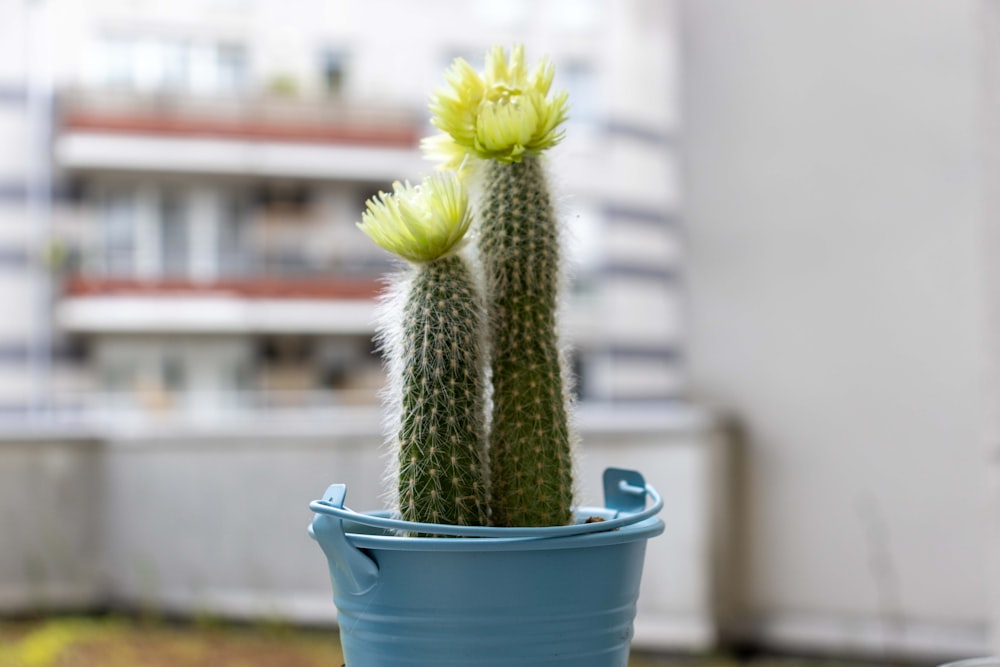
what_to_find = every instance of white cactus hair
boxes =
[372,264,415,518]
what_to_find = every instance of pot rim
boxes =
[309,469,662,540]
[308,468,665,552]
[336,509,665,552]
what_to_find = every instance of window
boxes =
[215,43,248,93]
[162,354,186,393]
[189,42,249,95]
[97,185,256,280]
[101,192,136,276]
[159,190,189,278]
[218,193,252,277]
[99,36,134,89]
[321,50,348,97]
[158,40,190,91]
[100,36,186,92]
[94,35,248,95]
[133,38,166,92]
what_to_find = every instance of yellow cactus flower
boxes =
[358,173,472,263]
[425,44,569,167]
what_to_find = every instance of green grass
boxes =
[0,616,342,667]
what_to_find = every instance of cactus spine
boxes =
[358,176,489,532]
[395,254,489,529]
[479,156,574,527]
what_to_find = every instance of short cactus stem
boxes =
[479,156,574,527]
[396,254,490,531]
[357,174,489,535]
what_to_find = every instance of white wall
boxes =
[683,0,989,659]
[0,434,103,610]
[978,0,1000,656]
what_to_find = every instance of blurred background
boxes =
[2,0,681,420]
[1,0,997,664]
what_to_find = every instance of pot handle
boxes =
[604,468,655,515]
[309,484,379,596]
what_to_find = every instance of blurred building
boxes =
[0,0,681,422]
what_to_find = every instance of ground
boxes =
[0,617,341,667]
[0,615,883,667]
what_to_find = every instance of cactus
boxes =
[357,175,489,531]
[426,45,574,527]
[479,156,574,527]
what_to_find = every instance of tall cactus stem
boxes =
[479,156,574,527]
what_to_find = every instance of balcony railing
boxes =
[36,388,381,429]
[57,88,425,148]
[52,245,391,300]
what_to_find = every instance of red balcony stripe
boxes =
[62,112,421,148]
[64,276,383,300]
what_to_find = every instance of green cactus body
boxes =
[395,253,489,531]
[479,156,574,527]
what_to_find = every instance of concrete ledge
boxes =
[0,405,732,654]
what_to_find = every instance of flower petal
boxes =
[426,44,568,165]
[357,174,472,263]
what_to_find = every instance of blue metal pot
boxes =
[309,468,664,666]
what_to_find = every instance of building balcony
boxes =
[53,89,427,181]
[55,273,381,335]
